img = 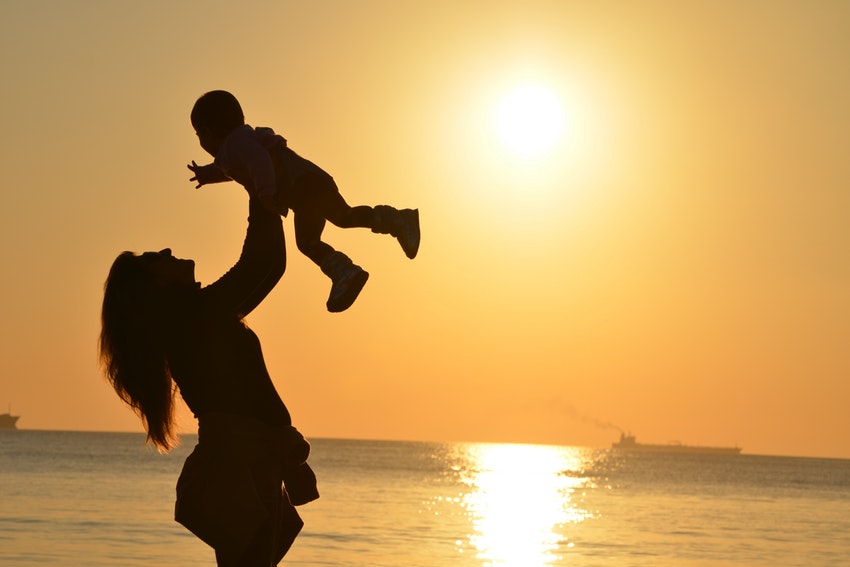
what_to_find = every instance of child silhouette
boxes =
[188,90,420,312]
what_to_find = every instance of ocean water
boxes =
[1,431,848,567]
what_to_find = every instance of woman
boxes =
[100,196,317,566]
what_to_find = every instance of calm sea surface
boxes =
[1,430,848,566]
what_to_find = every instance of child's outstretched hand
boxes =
[187,160,223,188]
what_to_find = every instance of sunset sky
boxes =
[2,1,848,459]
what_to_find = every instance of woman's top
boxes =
[175,412,308,563]
[167,198,318,562]
[166,197,290,428]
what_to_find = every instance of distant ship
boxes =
[612,432,741,455]
[0,412,20,429]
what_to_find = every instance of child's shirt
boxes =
[214,125,327,200]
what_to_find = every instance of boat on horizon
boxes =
[0,412,20,430]
[612,432,741,455]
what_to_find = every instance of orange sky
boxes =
[1,1,849,459]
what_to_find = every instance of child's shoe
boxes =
[372,205,420,259]
[320,251,369,312]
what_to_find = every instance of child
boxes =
[187,90,420,312]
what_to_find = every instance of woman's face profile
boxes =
[142,249,197,288]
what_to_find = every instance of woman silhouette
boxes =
[100,196,317,566]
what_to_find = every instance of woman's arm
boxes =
[201,197,286,318]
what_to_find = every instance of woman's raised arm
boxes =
[202,197,286,318]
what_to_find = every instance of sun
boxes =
[495,83,564,160]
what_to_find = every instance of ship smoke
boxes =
[556,400,622,433]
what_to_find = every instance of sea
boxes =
[1,430,849,567]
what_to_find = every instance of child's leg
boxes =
[314,186,373,229]
[294,209,368,313]
[293,210,334,266]
[312,184,421,260]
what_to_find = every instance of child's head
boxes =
[191,91,245,154]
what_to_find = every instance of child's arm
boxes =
[187,160,231,188]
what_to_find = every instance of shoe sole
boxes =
[401,209,421,259]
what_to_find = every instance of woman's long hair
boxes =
[100,252,177,451]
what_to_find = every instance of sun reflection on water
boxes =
[457,443,593,566]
